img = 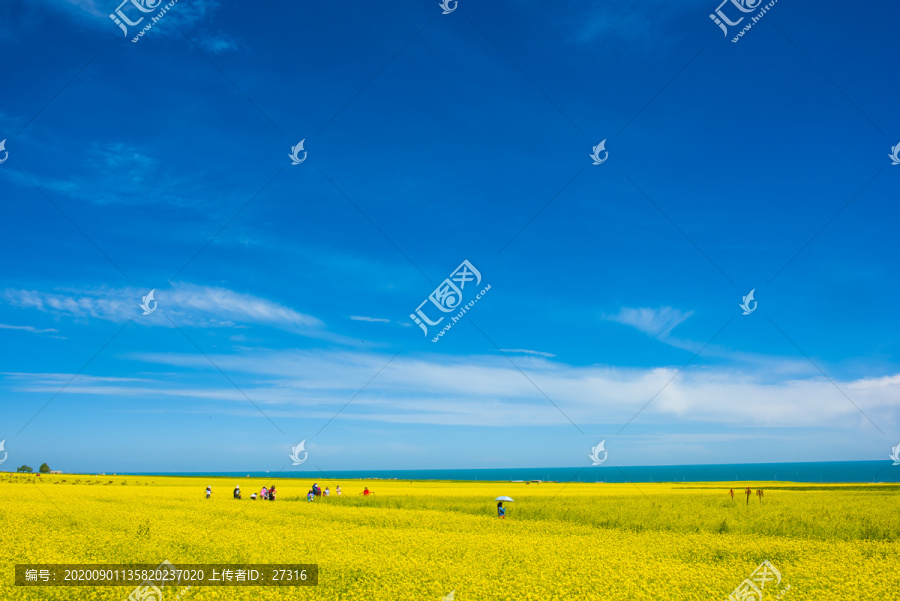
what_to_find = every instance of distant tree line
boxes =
[16,463,51,473]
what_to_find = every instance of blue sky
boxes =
[1,0,898,473]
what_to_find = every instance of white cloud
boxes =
[2,284,324,334]
[196,33,238,54]
[166,284,322,331]
[606,306,693,338]
[9,350,897,432]
[48,0,229,36]
[2,372,151,384]
[0,323,59,334]
[3,288,132,321]
[4,141,206,208]
[59,0,105,17]
[350,316,391,323]
[499,349,556,358]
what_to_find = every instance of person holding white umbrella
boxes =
[495,496,513,518]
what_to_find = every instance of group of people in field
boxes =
[203,485,278,501]
[729,487,764,504]
[306,482,340,501]
[204,483,375,501]
[305,484,374,501]
[249,485,278,501]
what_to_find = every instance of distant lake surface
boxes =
[131,460,899,483]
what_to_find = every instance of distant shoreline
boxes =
[9,460,897,484]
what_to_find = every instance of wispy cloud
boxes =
[606,306,693,338]
[0,323,59,334]
[349,316,413,328]
[165,284,322,331]
[2,372,151,384]
[499,349,556,358]
[8,350,896,431]
[58,0,105,18]
[2,283,324,334]
[563,0,705,46]
[195,32,238,54]
[2,141,210,208]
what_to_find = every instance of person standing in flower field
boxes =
[206,486,211,499]
[497,502,506,519]
[745,486,751,505]
[729,488,734,500]
[336,486,342,496]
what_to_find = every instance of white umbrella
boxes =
[494,496,514,502]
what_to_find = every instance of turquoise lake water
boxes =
[133,460,899,483]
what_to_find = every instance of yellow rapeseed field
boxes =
[1,473,897,600]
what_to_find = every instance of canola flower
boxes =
[1,474,898,600]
